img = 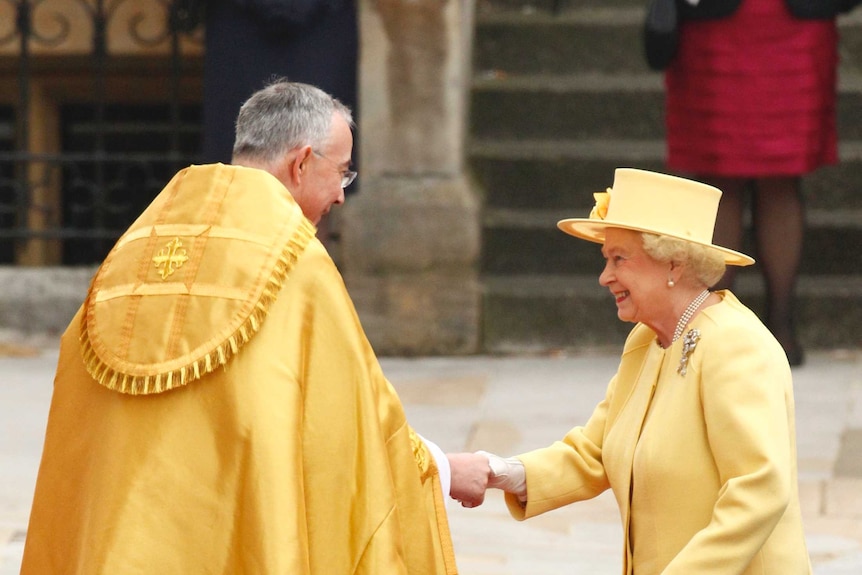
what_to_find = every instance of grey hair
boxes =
[232,78,354,164]
[641,233,727,288]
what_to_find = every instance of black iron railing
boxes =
[0,0,204,264]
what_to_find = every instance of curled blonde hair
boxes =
[641,233,726,288]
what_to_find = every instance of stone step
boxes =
[477,0,643,15]
[468,139,862,211]
[469,75,862,142]
[474,8,648,75]
[481,208,862,276]
[473,8,862,76]
[470,2,862,354]
[482,274,862,352]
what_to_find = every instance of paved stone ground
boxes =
[1,340,860,574]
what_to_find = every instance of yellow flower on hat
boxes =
[589,189,611,221]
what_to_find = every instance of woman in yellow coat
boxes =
[479,168,811,574]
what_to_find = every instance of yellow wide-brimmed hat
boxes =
[557,168,755,266]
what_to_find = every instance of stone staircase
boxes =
[471,0,862,353]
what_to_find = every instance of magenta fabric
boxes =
[665,0,839,177]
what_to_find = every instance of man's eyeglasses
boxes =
[312,150,357,189]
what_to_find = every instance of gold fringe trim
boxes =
[80,218,317,395]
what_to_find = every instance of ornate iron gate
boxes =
[0,0,204,265]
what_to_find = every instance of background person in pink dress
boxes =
[664,0,857,366]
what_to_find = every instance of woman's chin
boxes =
[616,309,635,324]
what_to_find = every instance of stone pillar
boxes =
[342,0,479,355]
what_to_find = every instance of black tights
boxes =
[704,175,805,365]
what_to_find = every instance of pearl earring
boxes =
[667,278,675,288]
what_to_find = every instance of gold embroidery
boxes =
[152,237,189,280]
[409,428,434,481]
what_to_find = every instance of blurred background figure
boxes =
[202,0,359,249]
[664,0,848,366]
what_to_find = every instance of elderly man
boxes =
[21,80,487,574]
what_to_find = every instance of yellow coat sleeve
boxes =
[505,376,614,519]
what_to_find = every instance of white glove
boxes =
[476,450,527,499]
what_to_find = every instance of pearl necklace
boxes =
[671,289,710,344]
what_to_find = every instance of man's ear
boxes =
[272,145,312,190]
[292,145,314,180]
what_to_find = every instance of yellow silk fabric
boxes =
[21,164,458,574]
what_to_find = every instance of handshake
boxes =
[445,451,527,508]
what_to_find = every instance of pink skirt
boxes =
[665,0,839,177]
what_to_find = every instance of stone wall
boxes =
[341,0,481,355]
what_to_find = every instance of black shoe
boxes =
[782,340,805,367]
[766,318,804,367]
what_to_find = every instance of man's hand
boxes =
[446,452,491,508]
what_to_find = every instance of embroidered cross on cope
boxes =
[153,237,189,280]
